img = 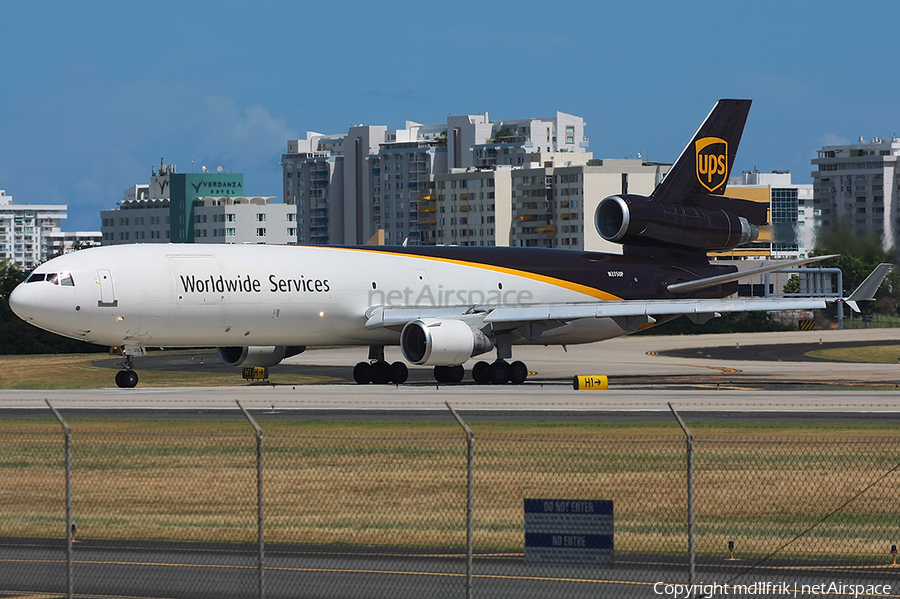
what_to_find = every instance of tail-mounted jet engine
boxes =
[217,346,306,368]
[595,195,759,251]
[400,319,494,366]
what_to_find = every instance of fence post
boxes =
[46,400,73,599]
[237,401,265,599]
[668,403,695,595]
[446,402,474,599]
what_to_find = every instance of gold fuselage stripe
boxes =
[329,246,623,301]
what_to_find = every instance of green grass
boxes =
[0,350,334,389]
[2,417,899,558]
[806,344,900,363]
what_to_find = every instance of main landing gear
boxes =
[353,360,409,384]
[353,345,408,385]
[471,359,528,385]
[351,342,529,385]
[470,332,528,385]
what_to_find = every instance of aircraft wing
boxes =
[366,297,827,335]
[365,264,888,334]
[482,297,827,324]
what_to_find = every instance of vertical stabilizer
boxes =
[651,99,752,204]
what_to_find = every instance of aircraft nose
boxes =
[8,283,35,320]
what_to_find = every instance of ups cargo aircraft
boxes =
[9,100,890,388]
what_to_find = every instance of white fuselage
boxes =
[10,244,629,351]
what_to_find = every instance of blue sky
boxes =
[2,0,897,231]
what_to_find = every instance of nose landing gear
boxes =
[113,346,143,388]
[115,369,139,388]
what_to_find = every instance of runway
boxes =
[2,329,900,416]
[3,537,897,599]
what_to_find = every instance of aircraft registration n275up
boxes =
[9,99,890,388]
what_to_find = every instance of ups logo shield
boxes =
[695,137,728,192]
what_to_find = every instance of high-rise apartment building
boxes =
[0,190,89,270]
[282,112,586,246]
[811,136,900,251]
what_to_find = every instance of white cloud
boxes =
[188,96,298,170]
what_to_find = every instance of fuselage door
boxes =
[97,269,117,307]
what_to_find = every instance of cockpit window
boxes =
[24,271,75,286]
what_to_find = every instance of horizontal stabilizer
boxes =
[666,255,838,295]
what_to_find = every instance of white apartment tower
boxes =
[0,190,70,270]
[811,136,900,252]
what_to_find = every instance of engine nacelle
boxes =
[217,346,306,368]
[400,319,494,366]
[595,194,758,251]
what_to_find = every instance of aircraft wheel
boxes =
[433,365,448,383]
[116,370,138,388]
[389,361,408,384]
[370,360,392,385]
[353,361,371,384]
[449,364,465,383]
[472,361,491,384]
[508,361,528,385]
[488,360,509,385]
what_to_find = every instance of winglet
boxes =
[844,263,892,313]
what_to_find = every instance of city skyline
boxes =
[2,1,898,232]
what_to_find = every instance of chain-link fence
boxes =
[2,405,899,598]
